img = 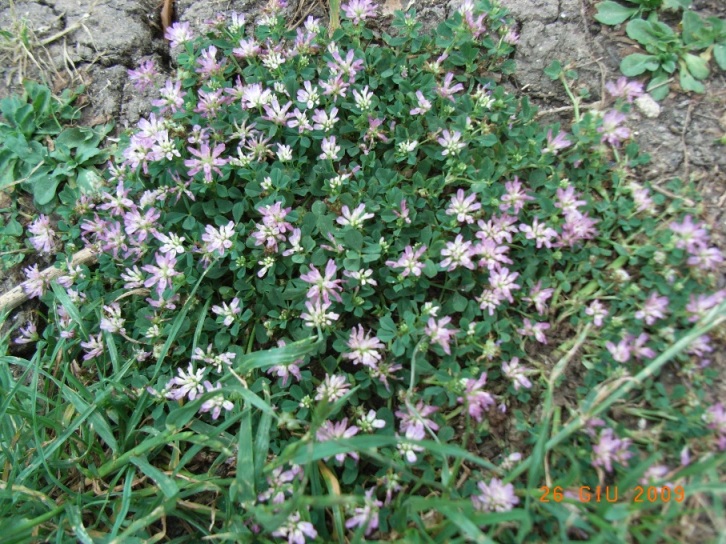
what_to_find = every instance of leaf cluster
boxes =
[0,81,113,209]
[595,2,725,99]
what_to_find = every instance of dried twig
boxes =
[161,0,174,34]
[0,247,98,314]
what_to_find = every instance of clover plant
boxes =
[3,0,726,542]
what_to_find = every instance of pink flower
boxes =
[28,214,56,253]
[80,333,104,361]
[22,264,47,299]
[316,418,359,463]
[446,189,481,224]
[437,130,466,156]
[472,478,519,512]
[686,292,725,322]
[605,77,644,103]
[458,372,496,422]
[628,333,655,360]
[341,0,378,25]
[475,239,512,270]
[517,318,550,344]
[184,142,228,183]
[519,218,558,248]
[315,374,350,403]
[165,364,206,401]
[199,381,234,420]
[477,288,503,316]
[669,215,709,253]
[337,204,374,228]
[500,176,534,214]
[300,300,340,328]
[436,72,464,101]
[345,488,382,536]
[592,428,633,472]
[705,404,726,450]
[386,245,427,277]
[142,252,180,294]
[201,221,235,256]
[440,235,475,271]
[543,129,572,154]
[425,316,459,355]
[153,79,186,113]
[523,281,554,315]
[128,59,158,91]
[164,21,193,48]
[272,511,318,544]
[502,358,533,390]
[598,110,631,147]
[344,325,385,368]
[212,297,242,327]
[396,401,439,435]
[300,259,343,304]
[585,300,609,327]
[410,91,431,115]
[605,338,631,363]
[489,266,520,303]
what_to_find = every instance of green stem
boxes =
[559,73,580,123]
[98,431,195,478]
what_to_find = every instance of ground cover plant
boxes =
[1,0,726,541]
[595,0,726,100]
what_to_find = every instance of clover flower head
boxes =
[472,478,519,512]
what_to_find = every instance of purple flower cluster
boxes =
[591,427,633,472]
[670,215,724,271]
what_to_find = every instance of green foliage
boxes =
[0,81,112,209]
[594,0,724,100]
[2,0,725,542]
[594,0,691,26]
[0,200,26,269]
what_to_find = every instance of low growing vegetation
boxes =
[595,0,726,99]
[1,0,725,541]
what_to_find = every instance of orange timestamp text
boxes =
[539,485,685,503]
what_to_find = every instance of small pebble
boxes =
[635,94,661,119]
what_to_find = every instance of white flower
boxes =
[397,139,418,153]
[337,204,374,229]
[357,409,386,432]
[353,86,374,111]
[155,232,186,255]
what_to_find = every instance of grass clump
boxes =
[2,0,725,541]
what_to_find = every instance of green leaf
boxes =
[543,60,562,80]
[647,74,670,100]
[237,334,321,372]
[594,1,638,25]
[130,456,179,499]
[166,400,202,430]
[681,10,704,46]
[663,0,691,10]
[56,127,90,148]
[76,168,103,194]
[683,53,709,80]
[234,408,255,502]
[343,229,363,251]
[32,175,61,206]
[625,19,666,47]
[620,53,659,76]
[715,44,726,70]
[64,388,119,454]
[679,64,705,93]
